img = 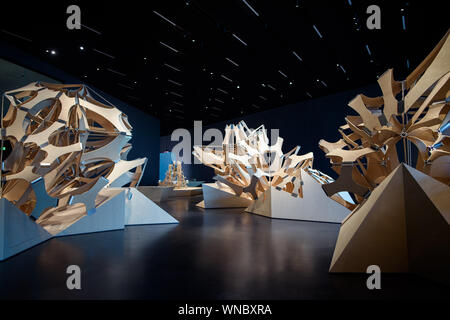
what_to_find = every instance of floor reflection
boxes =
[0,195,448,299]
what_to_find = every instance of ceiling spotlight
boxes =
[50,50,56,55]
[192,39,195,42]
[96,67,100,71]
[289,81,293,85]
[144,57,147,60]
[80,46,84,50]
[237,85,240,89]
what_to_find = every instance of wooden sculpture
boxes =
[193,121,351,221]
[159,161,187,188]
[322,30,450,284]
[0,82,147,234]
[319,30,450,209]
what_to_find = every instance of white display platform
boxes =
[138,186,174,202]
[0,198,52,261]
[245,170,350,223]
[1,188,178,261]
[171,186,203,197]
[56,189,126,237]
[125,188,178,225]
[197,183,252,209]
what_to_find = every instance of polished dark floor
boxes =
[0,195,448,300]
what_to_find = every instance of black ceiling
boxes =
[1,0,448,135]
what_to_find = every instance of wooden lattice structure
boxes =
[193,120,348,205]
[159,161,187,188]
[319,29,450,209]
[0,82,147,230]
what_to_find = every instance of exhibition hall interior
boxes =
[0,0,449,304]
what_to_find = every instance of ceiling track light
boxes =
[313,25,323,38]
[217,88,229,94]
[160,41,179,53]
[267,84,276,91]
[168,79,182,86]
[171,101,184,106]
[337,64,347,73]
[232,33,248,46]
[169,91,183,98]
[293,51,303,62]
[2,29,32,42]
[225,57,239,67]
[221,75,233,82]
[241,0,259,17]
[107,68,126,76]
[215,98,225,104]
[117,83,134,90]
[278,70,288,78]
[164,63,181,72]
[153,10,178,27]
[93,49,115,59]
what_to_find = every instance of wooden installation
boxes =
[0,82,177,260]
[322,30,450,283]
[159,161,187,188]
[193,121,351,221]
[159,160,203,197]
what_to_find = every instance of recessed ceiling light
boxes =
[293,51,303,62]
[278,70,288,78]
[313,25,323,38]
[225,57,239,67]
[232,33,248,46]
[241,0,259,17]
[160,41,179,53]
[153,10,178,27]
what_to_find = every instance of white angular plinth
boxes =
[56,189,126,237]
[0,198,52,261]
[246,170,350,223]
[125,188,178,225]
[1,187,178,261]
[197,183,252,209]
[138,186,174,202]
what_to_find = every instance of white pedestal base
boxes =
[246,171,350,223]
[138,186,173,202]
[197,183,252,209]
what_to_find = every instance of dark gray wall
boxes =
[0,45,160,185]
[161,83,382,182]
